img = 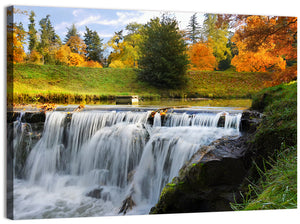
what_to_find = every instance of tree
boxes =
[64,24,80,43]
[233,15,297,62]
[122,23,143,67]
[231,15,297,83]
[28,10,38,53]
[188,42,217,71]
[138,15,189,88]
[202,14,231,68]
[38,15,61,64]
[66,36,87,55]
[106,30,125,65]
[11,23,27,63]
[84,27,103,63]
[55,45,71,65]
[231,41,286,72]
[187,13,201,43]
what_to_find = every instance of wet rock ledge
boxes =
[150,110,262,214]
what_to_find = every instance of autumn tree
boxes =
[11,23,27,63]
[66,36,87,55]
[138,15,189,88]
[122,23,143,67]
[232,15,297,84]
[187,13,201,43]
[188,42,217,71]
[84,27,103,63]
[55,45,71,65]
[202,14,231,69]
[106,30,125,66]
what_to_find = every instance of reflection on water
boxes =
[11,98,252,112]
[138,98,252,108]
[82,98,252,110]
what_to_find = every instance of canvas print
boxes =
[6,5,297,220]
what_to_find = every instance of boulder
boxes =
[150,135,251,214]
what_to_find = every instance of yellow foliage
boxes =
[80,60,103,68]
[28,50,43,64]
[188,42,217,71]
[109,60,126,68]
[66,36,87,55]
[55,45,71,65]
[69,52,85,67]
[12,32,26,63]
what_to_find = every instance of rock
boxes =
[150,135,251,214]
[119,195,136,215]
[240,110,263,133]
[86,189,102,199]
[86,188,111,201]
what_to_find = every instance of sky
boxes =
[13,5,205,55]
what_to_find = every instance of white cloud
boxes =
[72,9,83,17]
[75,15,101,27]
[55,21,71,31]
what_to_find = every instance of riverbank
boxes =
[233,81,297,210]
[9,64,272,104]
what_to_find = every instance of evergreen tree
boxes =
[187,13,201,43]
[138,15,189,88]
[84,27,103,62]
[38,15,61,64]
[28,10,37,52]
[64,23,80,43]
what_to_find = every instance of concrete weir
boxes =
[116,95,139,105]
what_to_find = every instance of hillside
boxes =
[10,64,273,103]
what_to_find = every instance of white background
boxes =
[1,0,299,224]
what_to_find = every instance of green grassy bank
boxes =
[9,64,272,104]
[232,81,297,210]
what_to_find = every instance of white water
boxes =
[13,110,241,219]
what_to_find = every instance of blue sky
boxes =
[13,5,204,55]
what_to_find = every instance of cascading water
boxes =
[12,109,242,219]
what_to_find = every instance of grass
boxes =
[10,63,273,104]
[231,147,297,210]
[231,81,297,210]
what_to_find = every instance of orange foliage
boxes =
[188,42,217,71]
[233,16,297,60]
[231,42,286,72]
[265,65,297,87]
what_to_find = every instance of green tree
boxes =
[187,13,201,43]
[38,15,61,64]
[202,14,231,69]
[28,10,37,52]
[138,15,189,88]
[84,27,103,63]
[64,23,80,43]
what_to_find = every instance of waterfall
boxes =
[13,110,241,219]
